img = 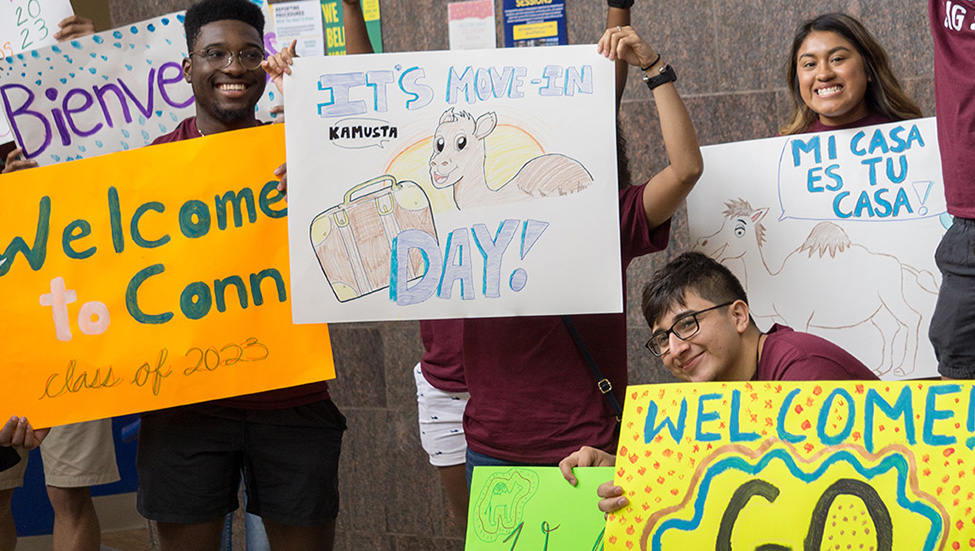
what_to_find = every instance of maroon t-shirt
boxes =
[757,324,879,381]
[153,117,330,409]
[462,184,670,463]
[800,112,892,134]
[929,0,975,218]
[419,319,466,393]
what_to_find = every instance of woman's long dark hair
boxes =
[780,13,922,135]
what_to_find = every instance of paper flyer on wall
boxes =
[320,0,383,55]
[448,0,497,51]
[271,0,325,57]
[502,0,567,48]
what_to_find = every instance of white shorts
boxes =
[0,419,120,490]
[414,363,469,467]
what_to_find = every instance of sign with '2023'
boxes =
[0,125,335,428]
[0,0,74,142]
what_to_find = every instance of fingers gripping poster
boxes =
[284,45,621,323]
[0,8,282,166]
[0,125,335,429]
[608,381,975,551]
[686,119,945,380]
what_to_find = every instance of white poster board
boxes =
[271,0,325,58]
[686,118,946,380]
[0,0,75,142]
[284,45,621,323]
[0,10,282,165]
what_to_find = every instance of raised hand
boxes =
[54,15,96,42]
[262,39,297,96]
[597,25,659,70]
[2,148,38,174]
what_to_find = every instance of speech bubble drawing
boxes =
[776,120,946,223]
[326,117,398,149]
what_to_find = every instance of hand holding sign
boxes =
[1,146,37,173]
[559,446,628,514]
[0,416,49,450]
[262,38,297,97]
[53,15,95,42]
[596,25,658,69]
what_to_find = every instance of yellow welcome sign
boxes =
[0,124,334,428]
[608,381,975,551]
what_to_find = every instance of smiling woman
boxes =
[779,13,922,135]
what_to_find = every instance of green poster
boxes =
[320,0,383,55]
[467,466,612,551]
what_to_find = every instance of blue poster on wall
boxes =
[502,0,567,48]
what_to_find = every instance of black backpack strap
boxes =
[561,315,623,422]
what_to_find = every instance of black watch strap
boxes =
[607,0,634,8]
[643,64,677,90]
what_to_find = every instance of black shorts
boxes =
[136,399,346,526]
[930,217,975,378]
[0,447,20,473]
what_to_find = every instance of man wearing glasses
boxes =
[641,252,878,384]
[560,252,878,511]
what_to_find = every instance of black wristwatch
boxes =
[607,0,634,8]
[643,64,677,90]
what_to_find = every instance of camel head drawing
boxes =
[428,108,495,192]
[695,198,769,263]
[427,108,594,210]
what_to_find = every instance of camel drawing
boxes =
[428,108,594,209]
[694,198,939,377]
[471,469,539,543]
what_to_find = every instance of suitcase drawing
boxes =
[310,175,438,302]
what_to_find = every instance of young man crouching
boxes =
[560,251,878,513]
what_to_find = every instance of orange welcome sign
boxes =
[0,124,334,428]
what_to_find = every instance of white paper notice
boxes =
[0,0,75,142]
[272,0,325,58]
[448,0,497,50]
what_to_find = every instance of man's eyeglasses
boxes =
[190,47,265,70]
[645,302,734,357]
